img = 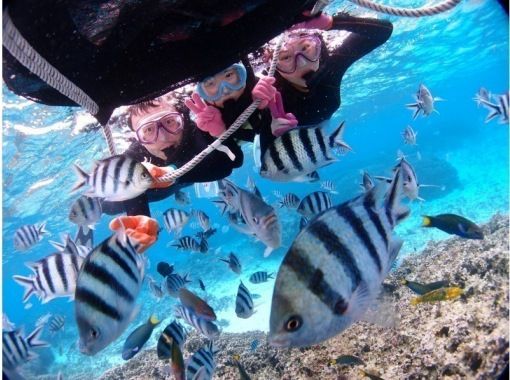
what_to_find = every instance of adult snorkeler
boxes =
[270,11,393,130]
[101,95,244,217]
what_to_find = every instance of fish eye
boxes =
[284,315,303,332]
[90,328,99,339]
[252,217,259,224]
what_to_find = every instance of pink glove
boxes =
[289,13,333,31]
[268,92,298,137]
[185,93,226,137]
[252,76,277,109]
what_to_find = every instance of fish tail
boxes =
[422,216,433,227]
[71,164,89,192]
[406,103,422,120]
[38,222,49,236]
[410,297,420,306]
[268,273,275,279]
[329,121,352,152]
[12,275,36,303]
[480,99,501,123]
[384,168,410,225]
[26,325,50,348]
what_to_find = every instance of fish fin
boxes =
[434,97,446,102]
[480,99,501,122]
[458,223,467,234]
[26,325,50,348]
[192,366,208,380]
[49,240,66,251]
[129,305,141,324]
[422,216,433,227]
[385,168,410,225]
[387,238,403,274]
[373,176,392,183]
[87,224,96,231]
[71,164,89,192]
[268,272,275,279]
[416,196,426,202]
[68,294,75,302]
[263,246,274,258]
[406,103,422,120]
[12,275,35,303]
[329,121,352,152]
[219,258,230,264]
[433,109,440,115]
[38,222,49,236]
[346,281,372,321]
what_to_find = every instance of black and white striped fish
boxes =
[13,223,48,251]
[75,231,145,356]
[75,225,94,250]
[406,84,444,119]
[175,306,220,340]
[171,236,202,253]
[220,253,242,275]
[50,234,90,258]
[147,276,164,299]
[269,168,409,348]
[163,208,190,236]
[72,155,153,202]
[249,271,274,284]
[360,171,375,192]
[165,273,191,298]
[195,228,217,240]
[69,196,102,229]
[185,341,218,380]
[48,315,65,333]
[13,238,86,304]
[260,122,351,182]
[297,191,332,219]
[157,320,188,359]
[401,126,417,146]
[320,180,338,194]
[235,281,255,319]
[192,210,211,232]
[2,326,49,370]
[480,91,509,124]
[278,193,300,209]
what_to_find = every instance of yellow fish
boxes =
[410,287,463,305]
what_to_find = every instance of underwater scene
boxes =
[2,0,509,379]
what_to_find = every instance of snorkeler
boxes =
[101,95,244,217]
[271,12,394,126]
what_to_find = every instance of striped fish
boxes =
[278,193,300,209]
[48,315,65,333]
[163,209,190,236]
[192,210,211,232]
[2,326,49,370]
[320,180,338,194]
[473,87,491,107]
[195,228,217,240]
[174,306,220,340]
[401,126,417,146]
[297,191,332,219]
[220,253,242,274]
[72,155,153,202]
[249,271,274,284]
[406,84,443,119]
[260,122,351,182]
[13,223,48,251]
[157,320,188,359]
[75,225,94,250]
[269,168,409,347]
[172,236,202,253]
[165,273,191,298]
[360,171,375,192]
[68,196,102,228]
[235,281,255,319]
[175,190,191,206]
[480,91,509,124]
[75,232,145,356]
[50,234,90,258]
[185,341,218,380]
[13,239,86,304]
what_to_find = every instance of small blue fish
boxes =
[250,339,259,352]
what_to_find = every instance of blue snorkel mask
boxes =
[196,63,247,102]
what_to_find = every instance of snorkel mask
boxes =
[276,33,322,74]
[196,63,247,102]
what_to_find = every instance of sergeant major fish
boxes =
[219,180,281,257]
[360,171,375,192]
[163,208,190,236]
[479,91,509,124]
[165,273,191,298]
[122,315,160,360]
[2,325,49,370]
[69,196,102,230]
[269,168,409,347]
[278,193,300,209]
[75,231,145,355]
[171,236,204,253]
[72,155,153,201]
[157,320,188,359]
[174,306,220,340]
[321,180,338,194]
[401,126,417,146]
[406,84,444,119]
[185,341,218,380]
[260,122,351,182]
[220,253,242,275]
[236,281,255,319]
[48,315,65,333]
[249,271,274,284]
[14,223,48,251]
[179,288,217,321]
[175,190,191,206]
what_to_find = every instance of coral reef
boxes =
[98,214,508,380]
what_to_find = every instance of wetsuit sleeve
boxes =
[328,14,393,75]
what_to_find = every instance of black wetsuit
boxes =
[274,14,393,126]
[101,126,243,217]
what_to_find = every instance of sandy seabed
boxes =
[97,214,509,380]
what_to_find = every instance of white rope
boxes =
[156,36,285,183]
[2,9,100,115]
[346,0,462,17]
[101,124,117,155]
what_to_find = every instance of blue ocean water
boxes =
[2,0,508,378]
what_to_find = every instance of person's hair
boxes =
[127,90,193,130]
